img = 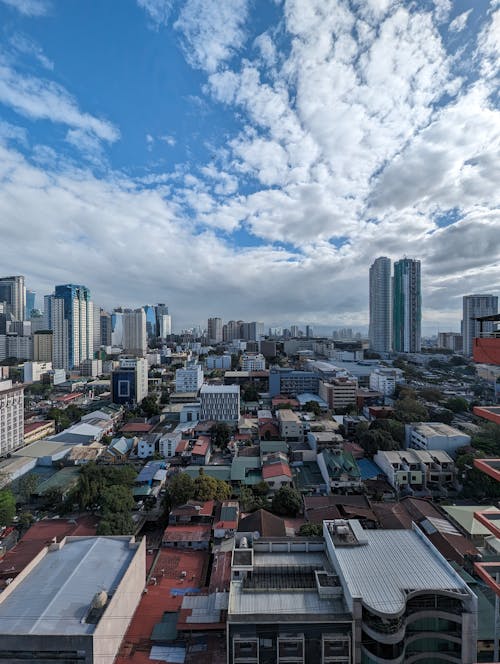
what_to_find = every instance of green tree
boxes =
[419,388,443,403]
[210,422,232,449]
[456,449,500,499]
[97,512,135,535]
[18,473,40,503]
[394,398,429,423]
[369,418,405,444]
[193,474,232,501]
[101,485,134,513]
[303,401,321,416]
[354,421,370,442]
[0,489,15,526]
[18,511,35,530]
[141,395,160,417]
[167,472,195,506]
[360,429,399,456]
[299,523,323,536]
[472,423,500,456]
[253,481,270,497]
[271,486,302,517]
[242,384,259,402]
[445,397,469,413]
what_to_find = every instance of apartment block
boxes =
[277,408,304,442]
[0,380,24,456]
[319,378,357,410]
[200,384,240,422]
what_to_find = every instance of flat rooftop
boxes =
[0,537,137,635]
[328,523,470,615]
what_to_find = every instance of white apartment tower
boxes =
[0,380,24,456]
[175,363,204,392]
[123,309,147,356]
[51,285,93,370]
[462,294,499,357]
[207,317,223,344]
[369,257,392,353]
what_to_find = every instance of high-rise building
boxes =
[369,256,392,353]
[143,305,156,338]
[50,296,68,370]
[100,310,112,346]
[155,303,169,336]
[25,289,36,319]
[92,303,101,352]
[0,380,24,456]
[111,357,148,405]
[200,384,240,422]
[462,294,499,357]
[0,276,25,321]
[157,313,171,338]
[33,330,53,362]
[53,285,93,369]
[111,310,124,347]
[241,321,264,341]
[207,317,223,344]
[223,320,243,342]
[123,309,147,356]
[393,258,421,353]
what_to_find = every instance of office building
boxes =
[111,357,148,405]
[462,294,498,357]
[111,310,124,347]
[0,333,32,361]
[407,422,471,455]
[25,289,35,319]
[175,363,204,392]
[438,332,463,353]
[22,361,52,383]
[100,310,112,346]
[241,321,265,342]
[318,377,358,410]
[155,303,170,337]
[143,304,156,338]
[123,308,147,356]
[269,367,319,397]
[0,536,145,664]
[0,275,25,321]
[0,380,24,456]
[200,384,240,422]
[241,353,266,371]
[369,256,392,353]
[369,366,404,396]
[29,310,45,333]
[208,317,223,344]
[53,284,93,369]
[33,330,53,362]
[393,258,421,353]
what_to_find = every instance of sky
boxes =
[0,0,498,333]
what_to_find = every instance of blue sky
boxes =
[0,0,498,332]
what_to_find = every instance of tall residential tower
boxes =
[369,257,392,353]
[53,284,93,369]
[462,294,499,357]
[393,258,421,353]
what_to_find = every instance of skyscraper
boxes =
[0,275,26,321]
[53,284,93,369]
[462,294,499,356]
[25,289,36,319]
[392,258,421,353]
[207,317,223,344]
[369,257,392,353]
[123,309,147,356]
[100,310,112,347]
[143,305,156,338]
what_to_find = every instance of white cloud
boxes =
[432,0,452,23]
[10,33,54,70]
[0,119,27,146]
[174,0,250,72]
[0,0,49,16]
[137,0,173,27]
[0,64,119,142]
[159,134,176,146]
[449,9,472,33]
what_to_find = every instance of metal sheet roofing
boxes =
[329,524,470,615]
[0,537,137,635]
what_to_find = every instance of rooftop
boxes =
[0,537,139,635]
[328,521,471,615]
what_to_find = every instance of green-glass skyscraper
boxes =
[393,258,421,353]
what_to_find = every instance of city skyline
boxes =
[0,0,498,329]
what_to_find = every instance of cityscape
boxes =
[0,1,500,664]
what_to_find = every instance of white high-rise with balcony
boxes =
[369,257,391,353]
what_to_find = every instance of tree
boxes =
[253,481,270,497]
[299,523,323,537]
[472,423,500,456]
[101,485,134,513]
[18,511,35,530]
[419,388,443,403]
[18,473,40,503]
[97,512,135,535]
[167,472,195,506]
[210,422,231,449]
[271,486,302,517]
[456,449,500,499]
[360,429,399,456]
[193,474,231,501]
[394,398,428,423]
[0,489,15,526]
[369,418,405,444]
[141,395,160,417]
[303,401,321,416]
[445,397,469,413]
[242,384,259,402]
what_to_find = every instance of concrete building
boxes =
[0,535,145,664]
[276,408,304,442]
[407,422,471,456]
[462,294,498,357]
[175,363,204,392]
[241,353,266,371]
[54,284,94,369]
[0,333,33,361]
[100,310,112,347]
[111,357,148,405]
[207,317,223,344]
[206,353,232,370]
[22,361,52,383]
[369,256,392,353]
[200,384,240,422]
[81,359,103,378]
[368,367,404,396]
[269,368,319,397]
[438,332,463,353]
[393,258,421,353]
[319,378,357,410]
[224,320,243,341]
[373,449,424,492]
[0,380,24,456]
[123,308,147,356]
[241,321,265,341]
[33,330,53,362]
[325,519,477,663]
[49,295,69,370]
[0,275,25,321]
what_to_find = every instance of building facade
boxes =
[369,257,392,353]
[208,317,223,344]
[111,358,148,405]
[53,284,93,369]
[392,258,421,353]
[123,309,147,356]
[462,294,498,357]
[175,363,204,392]
[0,380,24,456]
[0,275,25,321]
[200,384,240,422]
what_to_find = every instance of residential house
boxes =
[102,436,138,463]
[214,501,240,538]
[317,448,363,493]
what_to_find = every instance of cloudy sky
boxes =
[0,0,498,333]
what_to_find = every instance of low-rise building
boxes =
[102,436,138,463]
[0,380,24,457]
[241,353,266,371]
[23,420,56,445]
[369,366,404,396]
[200,384,240,423]
[317,449,363,493]
[374,449,424,492]
[319,377,358,410]
[175,363,204,392]
[214,501,240,538]
[276,408,304,442]
[407,422,471,455]
[22,361,52,383]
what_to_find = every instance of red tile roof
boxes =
[170,500,215,517]
[192,437,210,456]
[262,462,292,479]
[162,525,212,543]
[121,422,154,433]
[24,420,54,434]
[54,392,84,403]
